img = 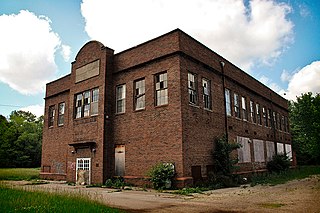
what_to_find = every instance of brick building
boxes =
[40,29,294,186]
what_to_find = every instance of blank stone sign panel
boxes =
[253,139,265,162]
[75,60,100,83]
[237,136,251,163]
[266,141,275,161]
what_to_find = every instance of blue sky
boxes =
[0,0,319,118]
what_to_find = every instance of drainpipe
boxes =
[220,61,228,141]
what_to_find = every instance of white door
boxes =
[115,145,125,176]
[76,158,91,185]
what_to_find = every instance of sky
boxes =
[0,0,319,118]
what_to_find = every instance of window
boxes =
[262,107,267,127]
[202,78,211,110]
[241,97,248,121]
[225,89,231,116]
[116,84,126,113]
[256,103,261,125]
[134,79,145,110]
[91,88,99,115]
[75,88,99,118]
[58,102,65,126]
[188,72,197,105]
[268,109,272,127]
[48,105,55,127]
[250,101,256,123]
[280,115,284,131]
[155,72,168,106]
[234,93,240,118]
[284,116,289,132]
[273,111,277,129]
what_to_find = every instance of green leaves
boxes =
[149,163,175,190]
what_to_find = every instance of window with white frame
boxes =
[241,96,247,121]
[188,72,197,105]
[262,107,267,127]
[225,89,231,116]
[116,84,126,113]
[155,72,168,106]
[250,101,256,123]
[91,88,99,116]
[202,78,211,110]
[256,103,261,125]
[234,93,240,118]
[75,88,99,118]
[134,78,145,110]
[58,102,65,126]
[48,105,55,127]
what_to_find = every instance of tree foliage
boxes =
[0,111,43,168]
[289,92,320,165]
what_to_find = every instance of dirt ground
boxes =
[4,175,320,213]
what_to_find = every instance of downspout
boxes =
[220,61,228,141]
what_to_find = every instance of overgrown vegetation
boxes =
[0,111,43,168]
[0,184,123,212]
[266,154,291,174]
[251,165,320,186]
[104,177,128,189]
[148,162,175,190]
[289,92,320,165]
[0,168,40,180]
[208,136,241,188]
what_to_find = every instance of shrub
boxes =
[104,177,126,189]
[149,163,175,190]
[267,154,291,173]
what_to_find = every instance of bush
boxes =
[267,154,291,174]
[149,163,175,190]
[104,177,126,189]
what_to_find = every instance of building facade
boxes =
[40,29,295,186]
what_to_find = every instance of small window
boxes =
[273,111,277,129]
[116,84,126,113]
[268,109,272,127]
[48,105,55,127]
[58,102,65,126]
[134,78,145,110]
[75,93,83,118]
[250,101,256,123]
[256,103,261,125]
[262,107,267,127]
[225,89,231,116]
[241,97,247,121]
[234,93,240,118]
[91,88,99,116]
[155,72,168,106]
[83,91,90,117]
[188,73,197,105]
[202,78,211,110]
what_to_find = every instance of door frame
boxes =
[76,157,91,184]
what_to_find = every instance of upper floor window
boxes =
[48,105,55,127]
[256,103,261,125]
[262,107,267,127]
[225,89,231,116]
[241,97,247,121]
[75,88,99,118]
[268,109,272,127]
[134,78,145,110]
[250,100,256,123]
[273,111,277,129]
[91,88,99,116]
[202,78,211,110]
[188,72,197,105]
[116,84,126,113]
[58,102,65,126]
[234,93,240,118]
[155,72,168,106]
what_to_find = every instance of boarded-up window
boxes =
[277,143,284,154]
[115,145,125,176]
[253,139,265,162]
[285,144,293,161]
[237,136,251,163]
[75,60,100,83]
[266,141,275,161]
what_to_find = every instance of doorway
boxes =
[115,145,125,176]
[76,158,91,185]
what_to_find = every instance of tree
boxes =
[0,111,43,168]
[289,92,320,165]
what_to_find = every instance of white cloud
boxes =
[81,0,293,71]
[259,75,286,96]
[61,44,71,62]
[0,10,70,95]
[20,104,44,118]
[280,70,292,82]
[285,61,320,100]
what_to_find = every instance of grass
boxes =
[0,184,124,213]
[251,165,320,186]
[0,168,40,180]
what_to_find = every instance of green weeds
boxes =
[0,168,40,180]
